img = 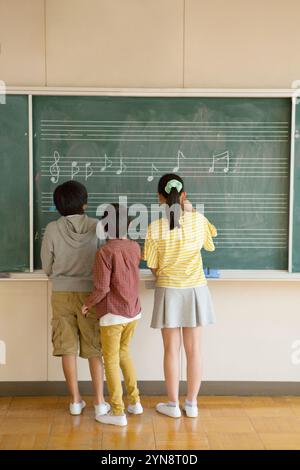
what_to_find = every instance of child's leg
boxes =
[51,292,81,405]
[161,328,181,403]
[100,325,124,415]
[182,326,202,402]
[62,355,81,403]
[119,320,140,405]
[88,356,105,405]
[77,293,105,406]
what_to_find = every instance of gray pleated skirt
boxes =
[151,285,216,329]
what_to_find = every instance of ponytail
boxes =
[166,187,181,230]
[157,174,184,231]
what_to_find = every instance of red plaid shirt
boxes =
[85,239,141,319]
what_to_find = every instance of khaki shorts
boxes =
[51,292,101,359]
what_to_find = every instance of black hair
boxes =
[53,180,88,216]
[157,173,184,230]
[100,203,131,239]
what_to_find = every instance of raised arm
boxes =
[203,217,217,252]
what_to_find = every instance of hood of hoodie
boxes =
[56,214,98,248]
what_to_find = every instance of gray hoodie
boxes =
[41,214,98,292]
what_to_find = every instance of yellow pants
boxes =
[100,320,140,415]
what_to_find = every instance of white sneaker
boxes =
[94,402,111,417]
[156,402,181,418]
[182,402,198,418]
[95,412,127,427]
[127,402,143,415]
[69,400,86,416]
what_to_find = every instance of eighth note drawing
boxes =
[85,162,93,180]
[50,150,60,183]
[101,153,113,172]
[147,163,159,182]
[172,150,186,172]
[208,151,230,174]
[71,161,80,179]
[116,158,127,175]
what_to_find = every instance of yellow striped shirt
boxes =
[143,211,217,288]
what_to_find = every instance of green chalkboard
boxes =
[33,96,291,270]
[292,98,300,272]
[0,95,29,271]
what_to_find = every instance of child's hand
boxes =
[183,199,195,212]
[82,305,89,316]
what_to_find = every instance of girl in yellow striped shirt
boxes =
[143,173,217,418]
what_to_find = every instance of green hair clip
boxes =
[165,179,183,194]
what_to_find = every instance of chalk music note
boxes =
[147,164,159,182]
[172,150,186,172]
[116,158,127,175]
[85,162,93,180]
[100,154,113,172]
[71,161,80,179]
[208,151,230,174]
[50,150,60,183]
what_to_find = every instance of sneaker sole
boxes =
[95,419,127,427]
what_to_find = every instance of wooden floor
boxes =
[1,396,300,450]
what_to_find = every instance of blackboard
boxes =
[0,95,29,272]
[33,96,291,270]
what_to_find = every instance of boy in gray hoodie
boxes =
[41,180,110,417]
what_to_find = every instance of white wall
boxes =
[46,0,184,87]
[201,282,300,381]
[1,279,300,382]
[1,0,300,383]
[0,0,45,85]
[1,0,300,87]
[184,0,300,88]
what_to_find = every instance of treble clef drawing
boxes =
[50,150,60,183]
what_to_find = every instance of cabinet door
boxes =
[0,281,48,381]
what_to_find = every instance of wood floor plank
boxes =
[0,417,52,435]
[102,431,156,450]
[7,396,60,418]
[203,416,255,434]
[0,432,49,450]
[207,432,265,450]
[0,395,299,450]
[259,433,300,450]
[249,416,300,434]
[0,397,12,417]
[47,431,101,450]
[156,432,209,450]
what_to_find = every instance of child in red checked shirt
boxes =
[82,203,142,427]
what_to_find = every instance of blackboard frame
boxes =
[3,85,300,276]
